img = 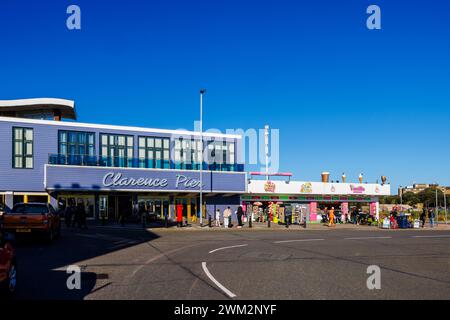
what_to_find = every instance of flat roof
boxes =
[0,98,76,120]
[0,116,241,139]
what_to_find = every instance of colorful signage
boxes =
[300,182,313,193]
[349,185,366,194]
[264,180,276,192]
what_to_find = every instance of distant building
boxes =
[398,184,449,196]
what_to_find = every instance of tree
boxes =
[418,188,444,208]
[402,192,420,206]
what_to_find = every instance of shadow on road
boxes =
[11,226,160,300]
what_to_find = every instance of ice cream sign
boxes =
[350,184,365,194]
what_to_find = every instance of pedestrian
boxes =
[72,202,81,229]
[215,209,221,227]
[79,202,87,229]
[64,203,73,229]
[328,207,335,227]
[428,208,435,228]
[223,206,232,228]
[236,206,244,228]
[285,205,292,228]
[420,208,427,228]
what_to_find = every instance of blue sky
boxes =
[0,0,449,190]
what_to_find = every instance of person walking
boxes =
[79,202,87,229]
[236,206,244,228]
[420,208,427,228]
[223,206,232,228]
[285,205,292,228]
[215,209,221,227]
[64,203,73,229]
[328,207,335,227]
[72,202,81,229]
[428,208,435,228]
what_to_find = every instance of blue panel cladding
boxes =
[0,118,242,192]
[45,165,246,193]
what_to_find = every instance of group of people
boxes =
[213,206,245,228]
[63,201,88,229]
[420,208,436,228]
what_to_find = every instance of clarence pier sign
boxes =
[102,172,203,189]
[45,165,247,193]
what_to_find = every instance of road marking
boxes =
[344,236,392,240]
[274,239,324,244]
[209,244,248,254]
[411,235,450,238]
[201,262,236,298]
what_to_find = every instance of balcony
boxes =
[48,154,244,172]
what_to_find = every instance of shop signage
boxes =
[264,181,276,192]
[300,182,313,193]
[350,185,365,194]
[102,172,202,189]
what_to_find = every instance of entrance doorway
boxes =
[108,194,133,222]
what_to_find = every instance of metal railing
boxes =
[48,154,244,172]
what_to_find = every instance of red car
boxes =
[0,228,17,297]
[2,203,61,242]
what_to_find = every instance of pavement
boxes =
[11,224,450,300]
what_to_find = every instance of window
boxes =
[100,133,134,167]
[174,137,202,169]
[59,130,95,157]
[138,136,170,169]
[13,127,33,169]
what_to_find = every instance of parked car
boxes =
[2,203,61,242]
[0,228,16,297]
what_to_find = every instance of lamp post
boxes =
[264,125,269,181]
[444,189,448,224]
[199,89,206,227]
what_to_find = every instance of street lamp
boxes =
[199,89,206,227]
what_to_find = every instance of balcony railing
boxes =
[48,154,244,172]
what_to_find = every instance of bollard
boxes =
[249,214,252,228]
[208,215,212,228]
[268,217,271,228]
[165,214,168,228]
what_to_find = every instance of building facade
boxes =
[243,178,391,223]
[0,99,246,222]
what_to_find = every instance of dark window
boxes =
[11,203,49,215]
[100,133,134,167]
[13,127,33,169]
[58,130,95,157]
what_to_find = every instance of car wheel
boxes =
[8,262,17,294]
[55,223,61,239]
[47,229,54,242]
[1,261,17,298]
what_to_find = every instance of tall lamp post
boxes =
[199,89,206,226]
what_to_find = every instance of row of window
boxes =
[12,127,237,169]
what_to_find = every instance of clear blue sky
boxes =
[1,0,449,190]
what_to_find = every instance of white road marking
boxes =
[209,244,248,254]
[344,236,392,240]
[274,239,325,244]
[201,262,236,298]
[411,235,450,238]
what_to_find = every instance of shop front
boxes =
[243,179,390,224]
[45,164,247,223]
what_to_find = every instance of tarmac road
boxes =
[11,225,450,300]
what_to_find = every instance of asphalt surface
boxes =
[11,225,450,300]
